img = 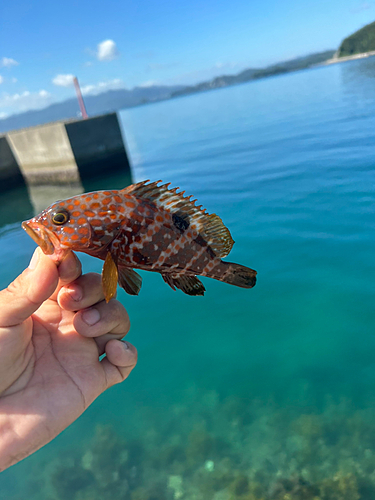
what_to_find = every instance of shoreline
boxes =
[323,50,375,65]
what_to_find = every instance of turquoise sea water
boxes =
[1,58,375,499]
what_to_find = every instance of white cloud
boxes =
[84,61,93,67]
[80,84,95,94]
[10,91,30,100]
[0,89,52,115]
[52,74,75,87]
[0,111,8,119]
[1,57,19,68]
[214,61,238,70]
[0,75,18,84]
[81,78,124,95]
[139,80,159,88]
[97,40,119,61]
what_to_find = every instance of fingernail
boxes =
[82,308,100,325]
[66,285,82,302]
[28,249,40,270]
[121,340,130,350]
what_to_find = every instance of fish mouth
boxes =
[22,221,59,255]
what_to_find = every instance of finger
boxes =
[73,299,130,339]
[50,251,82,301]
[57,273,105,311]
[0,248,59,327]
[94,333,125,356]
[101,340,137,388]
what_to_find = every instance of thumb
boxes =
[0,248,59,327]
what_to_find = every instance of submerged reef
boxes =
[31,389,375,500]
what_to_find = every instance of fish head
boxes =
[22,197,96,260]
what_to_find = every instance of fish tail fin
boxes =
[210,261,257,289]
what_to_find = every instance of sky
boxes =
[0,0,374,117]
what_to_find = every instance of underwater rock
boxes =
[29,389,375,500]
[87,425,129,487]
[130,485,168,500]
[221,396,254,427]
[292,415,323,440]
[157,443,186,472]
[269,476,319,500]
[167,475,184,500]
[319,472,360,500]
[50,464,95,500]
[84,424,145,491]
[205,460,215,472]
[186,428,216,465]
[193,465,235,497]
[228,474,249,496]
[185,427,227,468]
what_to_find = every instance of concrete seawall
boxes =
[0,112,132,190]
[0,135,25,188]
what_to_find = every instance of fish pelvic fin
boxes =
[162,273,206,296]
[121,180,234,258]
[118,267,142,295]
[102,251,119,302]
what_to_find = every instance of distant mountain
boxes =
[0,85,184,134]
[171,51,335,97]
[0,51,336,134]
[338,21,375,57]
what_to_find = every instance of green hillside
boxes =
[338,21,375,57]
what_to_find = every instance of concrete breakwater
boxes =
[0,112,132,189]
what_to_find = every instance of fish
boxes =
[22,180,257,302]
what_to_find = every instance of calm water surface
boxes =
[1,59,375,499]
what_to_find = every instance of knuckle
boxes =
[59,256,81,283]
[82,272,102,283]
[6,272,26,296]
[80,273,103,295]
[106,300,130,330]
[5,274,35,307]
[6,280,19,298]
[111,300,128,320]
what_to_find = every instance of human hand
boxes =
[0,248,137,471]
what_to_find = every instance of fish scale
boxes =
[22,180,257,301]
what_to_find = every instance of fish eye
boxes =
[52,210,69,225]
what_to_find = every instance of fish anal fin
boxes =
[162,274,206,296]
[118,267,142,296]
[102,251,118,303]
[122,180,234,258]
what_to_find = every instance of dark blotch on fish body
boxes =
[172,212,190,232]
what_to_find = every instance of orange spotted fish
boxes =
[22,180,257,301]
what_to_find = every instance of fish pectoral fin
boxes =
[162,273,206,296]
[102,251,119,303]
[118,267,142,296]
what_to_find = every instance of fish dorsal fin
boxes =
[162,273,206,296]
[118,267,142,295]
[122,180,234,258]
[102,251,118,303]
